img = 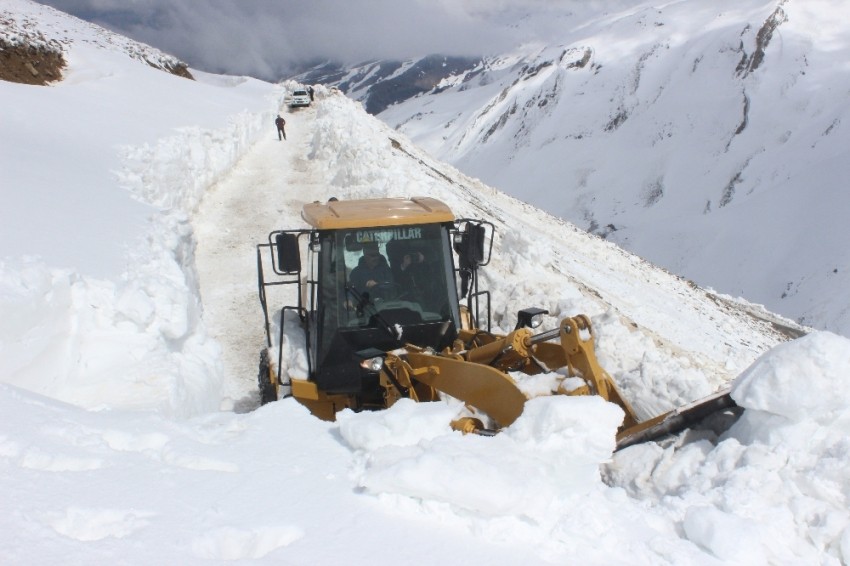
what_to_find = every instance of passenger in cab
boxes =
[348,242,392,295]
[386,239,433,306]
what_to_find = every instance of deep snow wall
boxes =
[0,105,278,416]
[0,0,284,416]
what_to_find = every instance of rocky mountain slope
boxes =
[0,0,191,85]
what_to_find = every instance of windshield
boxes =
[315,222,460,377]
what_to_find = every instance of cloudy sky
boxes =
[36,0,580,80]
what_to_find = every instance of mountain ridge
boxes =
[294,0,850,338]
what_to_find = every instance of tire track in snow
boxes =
[193,105,320,411]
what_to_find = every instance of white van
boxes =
[287,89,311,108]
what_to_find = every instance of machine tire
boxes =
[258,349,278,405]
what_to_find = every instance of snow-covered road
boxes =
[193,104,320,410]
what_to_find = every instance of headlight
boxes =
[360,356,384,372]
[515,307,549,330]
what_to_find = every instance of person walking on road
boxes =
[275,115,286,140]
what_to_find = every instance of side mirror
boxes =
[275,233,301,274]
[459,222,486,266]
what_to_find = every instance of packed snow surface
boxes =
[2,1,850,564]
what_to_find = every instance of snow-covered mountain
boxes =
[300,0,850,339]
[3,1,850,563]
[298,55,480,115]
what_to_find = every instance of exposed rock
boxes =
[563,47,592,70]
[736,2,789,77]
[150,58,193,79]
[1,6,193,85]
[0,37,65,85]
[482,102,517,143]
[605,109,629,132]
[720,171,742,208]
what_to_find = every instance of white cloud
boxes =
[40,0,534,78]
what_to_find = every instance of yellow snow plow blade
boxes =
[614,389,738,451]
[401,351,527,426]
[374,315,638,430]
[384,315,736,447]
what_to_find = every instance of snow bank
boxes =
[334,393,714,563]
[339,396,622,519]
[732,331,850,426]
[0,257,218,416]
[0,103,273,416]
[609,331,850,564]
[0,1,282,415]
[118,108,270,211]
[723,332,850,563]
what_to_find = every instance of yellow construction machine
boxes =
[256,197,737,449]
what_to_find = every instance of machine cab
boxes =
[258,198,465,397]
[312,221,461,392]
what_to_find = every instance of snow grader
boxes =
[256,197,736,450]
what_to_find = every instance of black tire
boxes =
[258,349,278,405]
